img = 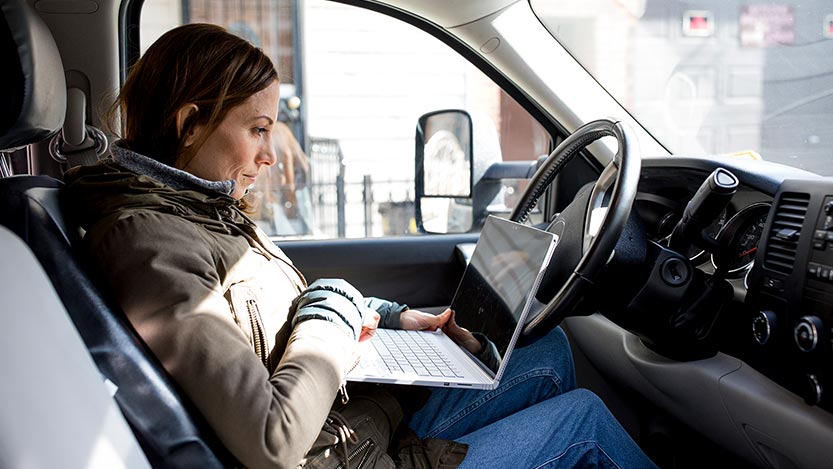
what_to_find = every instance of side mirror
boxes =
[415,110,475,233]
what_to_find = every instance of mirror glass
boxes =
[420,197,473,234]
[421,112,472,197]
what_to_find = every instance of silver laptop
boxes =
[347,216,557,390]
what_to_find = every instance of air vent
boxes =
[763,192,810,274]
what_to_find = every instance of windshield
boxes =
[531,0,833,176]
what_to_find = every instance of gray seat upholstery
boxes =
[0,0,65,151]
[0,224,151,469]
[0,0,234,466]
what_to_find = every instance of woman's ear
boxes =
[175,103,200,146]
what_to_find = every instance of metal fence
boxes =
[308,138,345,238]
[308,137,415,239]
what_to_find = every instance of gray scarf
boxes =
[110,141,236,196]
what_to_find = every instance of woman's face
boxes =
[181,81,280,199]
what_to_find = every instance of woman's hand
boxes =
[399,308,451,331]
[359,310,381,342]
[400,308,482,355]
[440,309,482,355]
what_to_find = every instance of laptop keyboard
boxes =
[364,329,463,378]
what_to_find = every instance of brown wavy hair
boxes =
[113,23,278,169]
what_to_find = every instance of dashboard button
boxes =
[752,310,776,345]
[795,316,823,352]
[814,239,827,250]
[816,230,827,239]
[805,373,823,406]
[762,276,783,290]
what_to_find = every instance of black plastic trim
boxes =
[120,0,143,82]
[642,155,819,196]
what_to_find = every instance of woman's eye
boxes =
[254,127,268,136]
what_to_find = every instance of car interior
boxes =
[2,0,833,468]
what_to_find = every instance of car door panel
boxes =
[279,233,478,308]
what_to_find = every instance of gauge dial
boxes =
[711,203,771,276]
[727,213,767,271]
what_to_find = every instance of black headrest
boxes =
[0,0,66,151]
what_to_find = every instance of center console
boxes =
[746,179,833,411]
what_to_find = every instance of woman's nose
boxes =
[258,141,278,167]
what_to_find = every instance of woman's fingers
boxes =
[359,311,380,342]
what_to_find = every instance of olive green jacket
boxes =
[64,149,386,469]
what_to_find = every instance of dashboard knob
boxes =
[805,373,823,406]
[752,310,776,345]
[824,200,833,216]
[794,316,824,352]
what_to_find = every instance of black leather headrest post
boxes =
[0,0,66,151]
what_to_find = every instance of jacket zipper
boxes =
[336,439,374,469]
[338,382,350,405]
[246,299,270,369]
[339,353,361,404]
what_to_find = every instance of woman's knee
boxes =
[564,388,625,429]
[568,388,605,410]
[521,325,571,355]
[518,326,576,389]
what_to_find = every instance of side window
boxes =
[139,0,550,239]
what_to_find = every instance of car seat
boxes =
[0,1,235,467]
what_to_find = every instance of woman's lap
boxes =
[455,389,655,468]
[405,326,656,468]
[407,326,576,439]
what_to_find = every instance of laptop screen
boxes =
[448,216,555,375]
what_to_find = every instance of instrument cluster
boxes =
[636,190,772,287]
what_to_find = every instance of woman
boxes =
[64,24,656,469]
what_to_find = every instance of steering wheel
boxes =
[510,119,641,334]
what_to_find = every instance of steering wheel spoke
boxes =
[583,161,618,252]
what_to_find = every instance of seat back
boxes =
[0,176,234,468]
[0,224,151,469]
[0,0,234,466]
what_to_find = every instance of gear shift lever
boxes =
[668,167,738,254]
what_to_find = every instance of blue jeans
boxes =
[406,327,657,468]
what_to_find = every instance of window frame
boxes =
[122,0,603,235]
[121,0,567,147]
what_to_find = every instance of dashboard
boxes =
[744,178,833,412]
[565,156,833,467]
[627,159,833,413]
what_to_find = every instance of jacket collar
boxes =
[110,141,236,197]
